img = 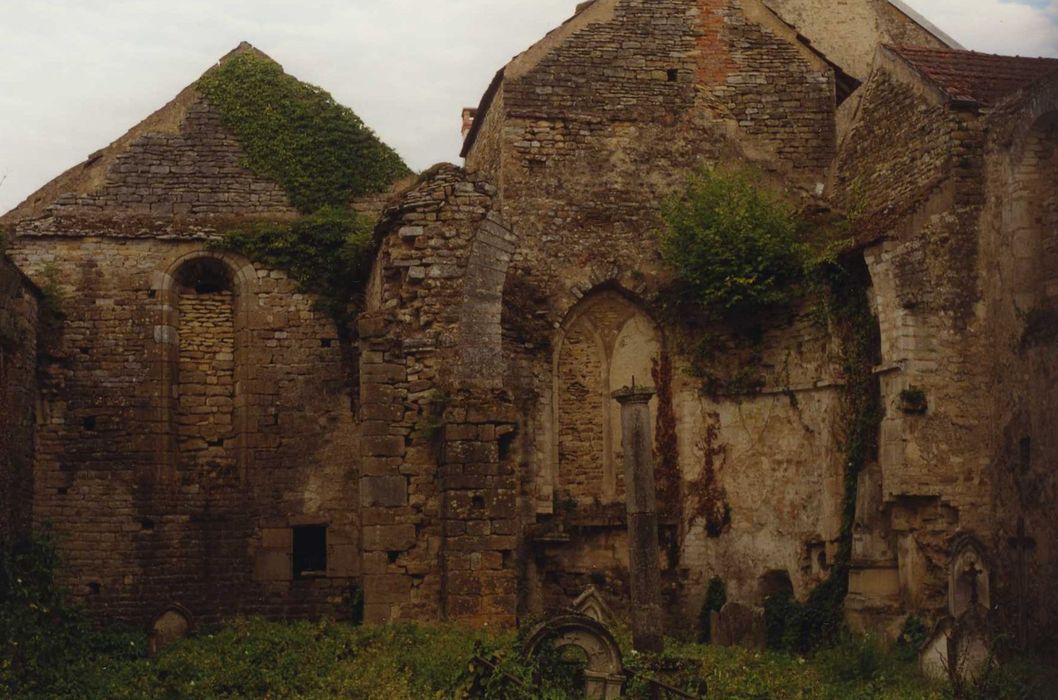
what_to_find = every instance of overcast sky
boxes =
[1,0,1057,215]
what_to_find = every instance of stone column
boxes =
[612,384,664,653]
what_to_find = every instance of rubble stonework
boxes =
[1,0,1056,646]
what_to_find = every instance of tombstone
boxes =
[1008,516,1036,649]
[715,602,766,650]
[949,535,990,619]
[920,613,992,683]
[148,605,192,656]
[572,585,616,626]
[524,613,625,700]
[921,535,994,681]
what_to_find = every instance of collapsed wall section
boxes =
[358,165,520,626]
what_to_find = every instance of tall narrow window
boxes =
[174,258,236,477]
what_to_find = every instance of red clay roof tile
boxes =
[889,46,1058,105]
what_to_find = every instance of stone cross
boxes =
[612,380,664,653]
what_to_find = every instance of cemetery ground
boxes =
[5,612,1057,699]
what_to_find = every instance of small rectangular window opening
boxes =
[293,525,327,579]
[667,68,679,82]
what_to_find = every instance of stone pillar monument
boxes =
[612,382,664,653]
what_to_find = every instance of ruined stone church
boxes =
[2,0,1056,649]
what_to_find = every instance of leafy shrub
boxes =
[816,633,885,684]
[0,534,147,698]
[197,51,411,213]
[659,166,811,320]
[897,615,929,662]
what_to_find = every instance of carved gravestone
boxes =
[921,535,993,681]
[524,614,625,700]
[715,602,766,650]
[148,606,192,657]
[949,535,990,618]
[572,585,616,626]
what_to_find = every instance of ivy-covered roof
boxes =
[3,42,411,223]
[197,43,412,213]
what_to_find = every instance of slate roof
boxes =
[889,46,1058,106]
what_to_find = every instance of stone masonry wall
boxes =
[978,86,1058,643]
[176,290,237,475]
[763,0,949,80]
[831,52,1016,632]
[6,235,358,624]
[0,255,39,544]
[465,0,852,624]
[358,165,519,626]
[14,96,294,231]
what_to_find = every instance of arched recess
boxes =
[152,251,257,484]
[549,289,660,508]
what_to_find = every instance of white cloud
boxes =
[1,0,1056,214]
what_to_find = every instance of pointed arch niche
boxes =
[549,290,660,509]
[153,251,257,483]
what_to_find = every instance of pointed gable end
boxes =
[3,43,410,236]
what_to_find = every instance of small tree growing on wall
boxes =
[659,166,811,321]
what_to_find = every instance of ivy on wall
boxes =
[212,206,375,328]
[659,166,882,650]
[197,51,411,213]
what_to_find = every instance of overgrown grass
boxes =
[2,613,950,700]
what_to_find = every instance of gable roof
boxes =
[888,46,1058,106]
[3,42,409,226]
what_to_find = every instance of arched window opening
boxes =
[553,290,660,508]
[173,257,238,478]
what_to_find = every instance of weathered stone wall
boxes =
[978,83,1058,643]
[763,0,950,80]
[0,255,39,543]
[358,165,519,626]
[6,236,358,623]
[176,289,237,475]
[832,50,1058,642]
[464,0,854,625]
[10,95,294,229]
[831,51,993,630]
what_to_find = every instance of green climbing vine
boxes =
[211,206,375,328]
[197,51,411,213]
[658,166,882,650]
[763,258,882,652]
